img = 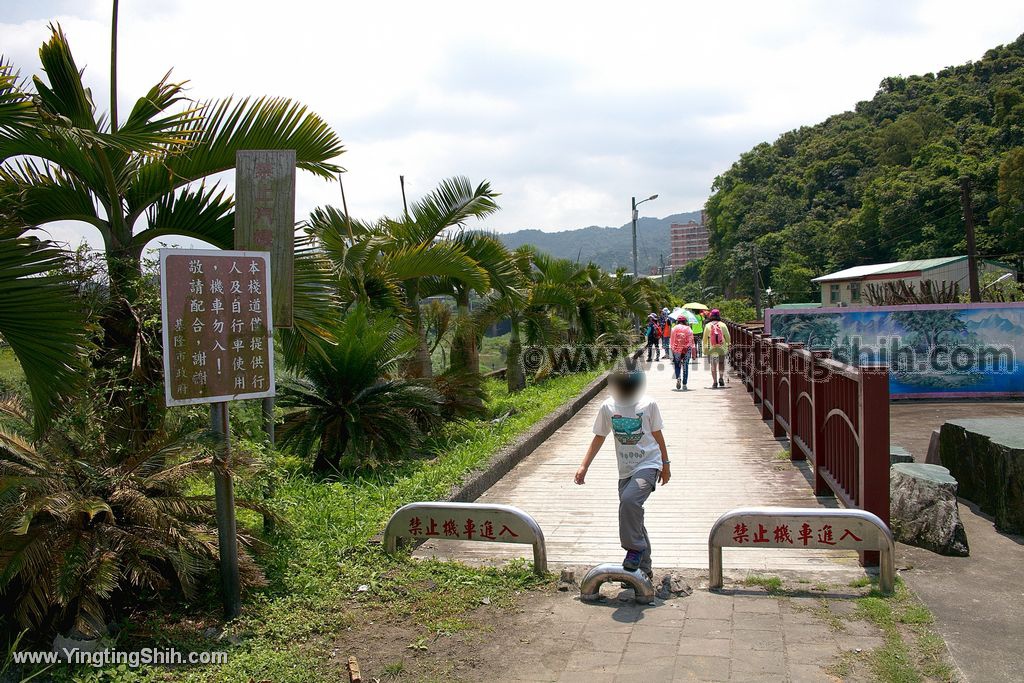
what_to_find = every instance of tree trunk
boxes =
[506,320,525,392]
[449,288,479,374]
[97,248,164,450]
[404,284,433,378]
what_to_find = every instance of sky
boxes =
[4,0,1024,250]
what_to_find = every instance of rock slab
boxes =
[939,418,1024,534]
[890,463,969,556]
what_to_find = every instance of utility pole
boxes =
[631,196,639,277]
[659,253,665,277]
[751,244,763,320]
[400,175,409,218]
[960,176,981,302]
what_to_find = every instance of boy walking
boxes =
[644,313,662,362]
[574,362,670,577]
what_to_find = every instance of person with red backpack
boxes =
[669,319,694,390]
[702,309,731,388]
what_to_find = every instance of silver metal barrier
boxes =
[383,501,547,576]
[708,507,895,594]
[580,563,656,604]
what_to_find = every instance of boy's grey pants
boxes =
[618,467,659,575]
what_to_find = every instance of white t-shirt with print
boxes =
[593,395,665,479]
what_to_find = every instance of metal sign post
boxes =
[708,507,896,594]
[160,249,275,618]
[384,502,547,576]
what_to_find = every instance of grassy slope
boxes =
[60,371,602,683]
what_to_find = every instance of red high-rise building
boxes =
[670,211,709,269]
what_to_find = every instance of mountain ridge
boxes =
[495,210,702,273]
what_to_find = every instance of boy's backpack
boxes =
[708,321,724,346]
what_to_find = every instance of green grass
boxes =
[39,370,602,683]
[742,574,783,593]
[852,580,954,683]
[0,346,25,387]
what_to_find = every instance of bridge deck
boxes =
[418,359,858,571]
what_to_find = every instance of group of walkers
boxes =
[643,306,731,390]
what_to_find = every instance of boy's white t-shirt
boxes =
[593,395,664,479]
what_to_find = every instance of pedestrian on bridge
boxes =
[660,308,672,359]
[703,309,731,388]
[690,312,704,363]
[644,313,661,362]
[574,361,670,579]
[669,318,694,390]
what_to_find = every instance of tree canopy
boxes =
[702,33,1024,302]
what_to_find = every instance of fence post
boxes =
[810,350,833,497]
[771,343,785,437]
[760,338,774,420]
[784,343,804,449]
[858,365,890,567]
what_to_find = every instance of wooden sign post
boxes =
[235,150,296,458]
[160,249,275,618]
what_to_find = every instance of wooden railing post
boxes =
[858,365,890,567]
[771,343,785,437]
[810,350,833,497]
[760,337,774,420]
[784,343,804,449]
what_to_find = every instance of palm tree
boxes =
[0,395,268,637]
[276,306,446,474]
[306,177,500,378]
[0,61,89,432]
[0,24,343,445]
[433,230,520,375]
[475,247,577,392]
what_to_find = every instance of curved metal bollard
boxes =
[580,563,656,605]
[708,507,896,594]
[383,501,547,576]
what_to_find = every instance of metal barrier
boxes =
[383,501,547,576]
[726,321,890,566]
[580,563,656,604]
[708,507,895,594]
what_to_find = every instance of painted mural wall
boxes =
[765,303,1024,399]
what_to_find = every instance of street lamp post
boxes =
[631,193,658,277]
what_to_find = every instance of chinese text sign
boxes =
[390,508,535,545]
[713,515,879,551]
[160,249,275,406]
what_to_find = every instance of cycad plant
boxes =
[0,396,268,638]
[277,306,446,474]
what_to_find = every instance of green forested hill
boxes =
[700,33,1024,301]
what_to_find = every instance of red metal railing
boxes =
[726,321,890,565]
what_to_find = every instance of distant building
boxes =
[811,256,1014,306]
[670,211,709,269]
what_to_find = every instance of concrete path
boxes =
[420,358,859,572]
[463,578,889,683]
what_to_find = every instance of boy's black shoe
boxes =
[719,378,725,387]
[623,550,642,571]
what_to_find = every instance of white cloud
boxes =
[4,0,1024,249]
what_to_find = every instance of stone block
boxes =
[890,444,915,465]
[890,463,969,556]
[939,418,1024,534]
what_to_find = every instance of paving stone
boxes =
[786,640,839,666]
[681,618,732,639]
[629,625,683,645]
[559,672,616,683]
[731,611,782,632]
[732,598,781,614]
[575,631,628,653]
[563,650,620,673]
[835,635,886,653]
[787,663,835,683]
[677,637,731,658]
[731,628,785,652]
[672,655,731,681]
[729,648,786,674]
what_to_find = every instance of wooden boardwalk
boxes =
[418,358,858,571]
